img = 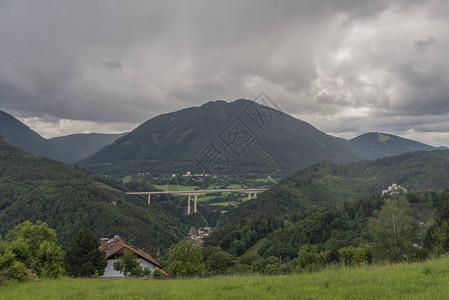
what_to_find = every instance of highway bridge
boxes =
[126,188,268,214]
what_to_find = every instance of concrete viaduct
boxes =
[126,188,268,214]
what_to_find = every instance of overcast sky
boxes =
[1,1,449,146]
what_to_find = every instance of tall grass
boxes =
[2,257,449,299]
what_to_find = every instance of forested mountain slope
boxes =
[205,150,449,261]
[0,110,125,164]
[0,110,63,161]
[220,149,449,225]
[3,106,442,176]
[0,137,187,254]
[349,132,437,159]
[79,100,361,176]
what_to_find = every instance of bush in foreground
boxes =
[0,221,64,280]
[166,240,204,276]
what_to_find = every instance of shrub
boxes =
[153,268,165,278]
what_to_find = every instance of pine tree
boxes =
[64,228,107,277]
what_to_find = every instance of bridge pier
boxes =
[148,194,151,206]
[188,195,191,215]
[254,192,257,199]
[194,194,198,213]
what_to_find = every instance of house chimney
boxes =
[100,238,109,251]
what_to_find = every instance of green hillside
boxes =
[0,137,187,254]
[226,149,449,221]
[349,132,437,159]
[49,132,126,163]
[204,150,449,261]
[78,100,362,176]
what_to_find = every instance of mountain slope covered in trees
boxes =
[0,137,188,254]
[0,110,126,163]
[205,150,449,265]
[349,132,437,159]
[221,149,449,224]
[0,110,63,161]
[78,100,362,176]
[2,106,442,176]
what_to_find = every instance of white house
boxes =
[100,235,167,277]
[382,183,408,196]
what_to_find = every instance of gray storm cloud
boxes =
[0,0,448,146]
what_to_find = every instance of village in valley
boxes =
[186,227,214,246]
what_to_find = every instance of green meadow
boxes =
[3,257,449,300]
[152,184,197,191]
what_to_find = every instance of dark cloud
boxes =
[0,0,448,146]
[103,61,122,72]
[414,38,437,54]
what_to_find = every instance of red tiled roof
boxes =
[103,237,167,276]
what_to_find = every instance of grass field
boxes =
[209,202,239,207]
[122,175,133,184]
[2,257,449,299]
[245,237,267,255]
[153,184,197,191]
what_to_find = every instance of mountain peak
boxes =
[349,132,435,159]
[78,99,361,175]
[200,100,229,108]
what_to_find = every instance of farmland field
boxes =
[153,184,197,191]
[2,256,449,299]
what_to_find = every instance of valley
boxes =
[1,100,449,295]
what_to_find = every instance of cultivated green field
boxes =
[2,257,449,299]
[153,184,197,191]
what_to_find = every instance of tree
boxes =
[0,248,29,281]
[113,249,144,277]
[7,220,56,269]
[293,244,324,272]
[64,228,107,277]
[38,241,65,278]
[368,197,415,262]
[424,202,449,255]
[166,240,204,276]
[205,251,235,274]
[230,239,246,256]
[6,221,64,278]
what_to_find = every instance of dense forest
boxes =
[201,149,449,273]
[201,190,449,274]
[217,149,449,227]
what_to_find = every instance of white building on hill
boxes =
[382,183,408,196]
